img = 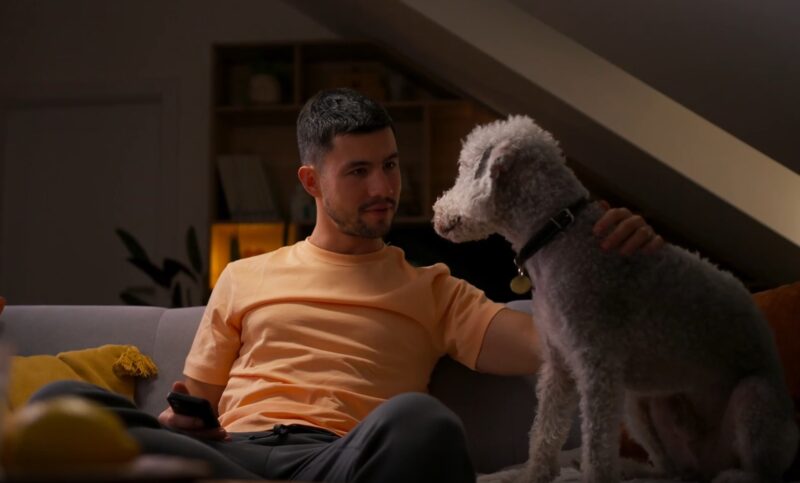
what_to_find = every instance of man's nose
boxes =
[368,171,394,197]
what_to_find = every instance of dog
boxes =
[432,115,797,482]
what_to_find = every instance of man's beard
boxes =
[323,197,396,239]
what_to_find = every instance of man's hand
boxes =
[593,203,664,256]
[158,381,230,441]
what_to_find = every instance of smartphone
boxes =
[166,391,221,429]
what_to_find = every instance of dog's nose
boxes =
[435,215,461,235]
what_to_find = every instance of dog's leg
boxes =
[621,394,673,478]
[576,360,625,483]
[521,342,578,483]
[712,375,798,483]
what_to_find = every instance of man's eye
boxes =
[350,168,367,176]
[384,160,398,170]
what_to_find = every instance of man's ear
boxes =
[298,165,321,198]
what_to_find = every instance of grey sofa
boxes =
[0,300,579,474]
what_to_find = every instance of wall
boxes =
[0,0,336,304]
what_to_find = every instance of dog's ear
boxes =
[489,156,506,179]
[485,140,515,180]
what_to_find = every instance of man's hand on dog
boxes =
[593,202,664,256]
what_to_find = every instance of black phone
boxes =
[166,391,221,428]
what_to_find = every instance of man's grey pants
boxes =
[30,381,476,482]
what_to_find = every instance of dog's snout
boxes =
[434,214,461,235]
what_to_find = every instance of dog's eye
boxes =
[474,145,493,179]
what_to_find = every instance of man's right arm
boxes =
[184,377,226,412]
[158,377,229,440]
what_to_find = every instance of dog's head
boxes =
[433,115,567,242]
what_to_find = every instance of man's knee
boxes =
[378,392,467,448]
[26,380,159,428]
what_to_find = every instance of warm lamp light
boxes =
[210,222,298,288]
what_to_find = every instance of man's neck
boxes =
[307,228,385,255]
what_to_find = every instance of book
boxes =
[217,154,281,221]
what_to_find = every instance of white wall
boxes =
[0,0,336,304]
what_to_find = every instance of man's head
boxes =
[297,89,401,241]
[297,88,395,167]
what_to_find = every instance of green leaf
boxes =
[186,226,203,274]
[115,228,150,262]
[171,281,183,308]
[128,258,170,288]
[163,258,197,283]
[124,286,156,296]
[120,290,151,306]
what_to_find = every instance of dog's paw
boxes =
[477,464,524,483]
[519,463,561,483]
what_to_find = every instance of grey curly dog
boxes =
[432,115,797,483]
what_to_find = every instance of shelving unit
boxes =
[209,40,499,285]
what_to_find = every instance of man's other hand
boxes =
[158,381,230,441]
[592,202,664,256]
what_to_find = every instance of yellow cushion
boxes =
[8,345,158,410]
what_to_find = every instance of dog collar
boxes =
[510,198,590,294]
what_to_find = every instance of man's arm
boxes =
[184,377,226,412]
[475,308,540,375]
[158,377,229,440]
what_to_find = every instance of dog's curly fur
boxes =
[433,116,798,483]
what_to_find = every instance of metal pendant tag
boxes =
[510,274,532,294]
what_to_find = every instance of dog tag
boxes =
[510,274,532,294]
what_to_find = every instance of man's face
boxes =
[317,127,402,239]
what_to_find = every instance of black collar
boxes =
[514,198,590,276]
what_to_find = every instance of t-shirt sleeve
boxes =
[183,264,243,386]
[432,269,505,370]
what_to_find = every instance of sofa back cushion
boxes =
[0,303,549,474]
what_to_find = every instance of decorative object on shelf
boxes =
[217,154,281,221]
[115,226,208,307]
[249,73,281,104]
[248,60,288,104]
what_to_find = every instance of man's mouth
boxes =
[361,199,396,213]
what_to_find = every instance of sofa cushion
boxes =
[137,306,206,417]
[8,344,157,409]
[0,306,163,357]
[753,281,800,408]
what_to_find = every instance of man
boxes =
[34,88,661,482]
[158,88,662,481]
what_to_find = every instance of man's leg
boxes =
[27,381,262,480]
[271,392,475,483]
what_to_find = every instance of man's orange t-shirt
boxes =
[184,240,504,436]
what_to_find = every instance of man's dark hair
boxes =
[297,88,394,166]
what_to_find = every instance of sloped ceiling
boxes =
[511,0,800,175]
[288,0,800,288]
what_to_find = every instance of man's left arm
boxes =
[475,206,664,375]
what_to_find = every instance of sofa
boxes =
[0,300,581,475]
